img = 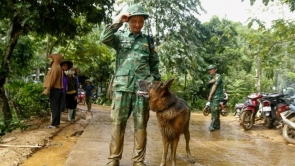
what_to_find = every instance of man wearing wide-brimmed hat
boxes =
[60,60,73,117]
[84,79,95,112]
[66,67,78,122]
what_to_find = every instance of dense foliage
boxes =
[0,0,115,128]
[0,0,295,134]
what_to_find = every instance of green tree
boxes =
[0,0,114,125]
[244,0,295,11]
[61,25,115,85]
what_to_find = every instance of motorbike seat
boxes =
[248,93,262,99]
[268,93,284,98]
[235,103,244,107]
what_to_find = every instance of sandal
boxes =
[46,125,57,129]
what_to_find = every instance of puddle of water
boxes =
[21,128,78,166]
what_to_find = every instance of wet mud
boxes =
[21,105,295,166]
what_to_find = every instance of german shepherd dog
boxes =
[137,78,195,166]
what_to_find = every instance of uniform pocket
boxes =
[113,70,133,90]
[119,43,132,58]
[121,43,132,49]
[139,45,149,53]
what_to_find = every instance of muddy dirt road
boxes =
[16,104,295,166]
[6,105,295,166]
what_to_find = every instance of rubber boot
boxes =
[132,128,147,163]
[133,161,146,166]
[71,109,76,120]
[50,113,52,124]
[68,109,73,121]
[60,112,65,123]
[106,160,119,166]
[209,119,215,131]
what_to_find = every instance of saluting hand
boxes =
[120,12,131,23]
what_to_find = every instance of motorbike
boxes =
[78,91,85,104]
[92,92,98,103]
[240,93,272,130]
[202,101,229,116]
[262,98,272,128]
[234,102,244,118]
[275,103,290,128]
[280,100,295,144]
[262,93,291,128]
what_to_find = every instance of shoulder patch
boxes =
[215,76,219,80]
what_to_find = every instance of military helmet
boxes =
[207,64,217,70]
[127,4,149,19]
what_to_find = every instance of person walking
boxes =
[72,67,79,120]
[43,53,63,129]
[207,64,224,131]
[84,79,95,112]
[100,4,161,166]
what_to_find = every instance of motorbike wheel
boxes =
[234,109,240,116]
[241,110,253,130]
[202,106,210,116]
[265,116,272,129]
[220,111,228,116]
[282,117,295,144]
[233,109,237,116]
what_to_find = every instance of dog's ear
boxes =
[162,78,174,89]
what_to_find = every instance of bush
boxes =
[190,98,207,112]
[5,80,50,120]
[0,80,50,135]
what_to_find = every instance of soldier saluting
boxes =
[100,4,161,166]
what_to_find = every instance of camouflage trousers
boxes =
[209,99,221,129]
[108,91,149,162]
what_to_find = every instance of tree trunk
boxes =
[45,35,51,72]
[256,56,261,93]
[35,68,40,81]
[0,22,23,125]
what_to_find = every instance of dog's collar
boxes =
[158,101,177,112]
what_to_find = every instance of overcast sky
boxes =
[114,0,293,28]
[197,0,293,26]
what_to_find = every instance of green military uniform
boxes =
[100,4,161,166]
[208,67,223,131]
